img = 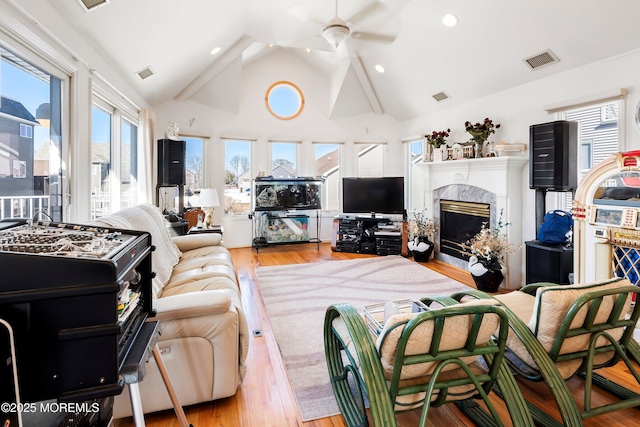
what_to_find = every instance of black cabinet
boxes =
[332,216,406,256]
[529,120,578,191]
[525,240,573,285]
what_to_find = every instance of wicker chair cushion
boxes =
[376,299,500,380]
[331,302,496,411]
[498,278,632,378]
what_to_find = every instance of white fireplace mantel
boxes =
[418,156,529,289]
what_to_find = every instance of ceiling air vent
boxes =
[524,50,559,70]
[432,91,450,102]
[136,66,155,80]
[77,0,109,12]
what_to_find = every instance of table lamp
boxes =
[198,188,220,229]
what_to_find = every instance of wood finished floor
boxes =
[115,243,640,427]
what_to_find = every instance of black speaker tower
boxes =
[529,120,577,231]
[529,120,578,192]
[157,138,186,186]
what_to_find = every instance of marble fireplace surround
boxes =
[418,157,529,289]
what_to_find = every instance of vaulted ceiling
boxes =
[47,0,640,121]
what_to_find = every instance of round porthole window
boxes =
[265,81,304,120]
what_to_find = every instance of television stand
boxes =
[331,216,408,256]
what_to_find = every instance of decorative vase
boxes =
[425,143,433,162]
[408,236,434,262]
[468,257,503,292]
[475,141,485,158]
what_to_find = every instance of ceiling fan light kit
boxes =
[322,20,350,48]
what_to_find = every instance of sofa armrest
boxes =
[152,291,231,322]
[172,233,222,251]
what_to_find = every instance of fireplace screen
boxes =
[440,200,490,261]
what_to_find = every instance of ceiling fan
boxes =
[287,0,397,52]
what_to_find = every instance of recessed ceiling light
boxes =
[305,48,312,53]
[375,64,385,73]
[442,13,458,27]
[210,46,221,55]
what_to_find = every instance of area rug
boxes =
[255,255,470,421]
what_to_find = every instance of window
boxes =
[91,97,140,219]
[265,81,304,120]
[19,124,32,138]
[182,136,204,207]
[408,139,424,212]
[270,142,297,177]
[224,139,251,215]
[314,143,340,211]
[561,101,619,210]
[0,45,64,221]
[91,105,112,219]
[581,140,593,172]
[120,119,138,208]
[356,144,384,177]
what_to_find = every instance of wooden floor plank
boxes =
[115,242,640,426]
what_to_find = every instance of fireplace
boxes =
[440,200,490,261]
[418,156,528,289]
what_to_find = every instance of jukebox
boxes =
[573,150,640,290]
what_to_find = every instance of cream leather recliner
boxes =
[88,203,249,418]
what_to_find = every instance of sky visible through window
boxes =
[1,59,49,151]
[268,85,299,117]
[267,82,303,119]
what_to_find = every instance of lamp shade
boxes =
[198,188,220,208]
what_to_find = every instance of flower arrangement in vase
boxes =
[407,210,437,262]
[426,129,451,161]
[464,209,513,292]
[464,118,500,158]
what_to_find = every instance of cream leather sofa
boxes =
[87,203,249,418]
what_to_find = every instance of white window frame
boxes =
[19,123,33,138]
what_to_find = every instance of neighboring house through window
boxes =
[0,44,64,221]
[356,143,383,177]
[270,141,298,177]
[562,101,619,209]
[314,142,341,212]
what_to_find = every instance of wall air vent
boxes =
[432,91,450,102]
[524,50,559,70]
[136,67,155,80]
[77,0,109,12]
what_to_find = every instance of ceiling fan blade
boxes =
[278,36,336,53]
[351,32,396,44]
[346,1,386,26]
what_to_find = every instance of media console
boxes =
[331,215,408,256]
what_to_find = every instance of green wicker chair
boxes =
[323,296,534,426]
[451,277,640,427]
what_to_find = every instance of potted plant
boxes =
[425,129,451,161]
[464,118,500,158]
[407,210,436,262]
[464,209,514,292]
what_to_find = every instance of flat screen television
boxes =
[342,177,405,215]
